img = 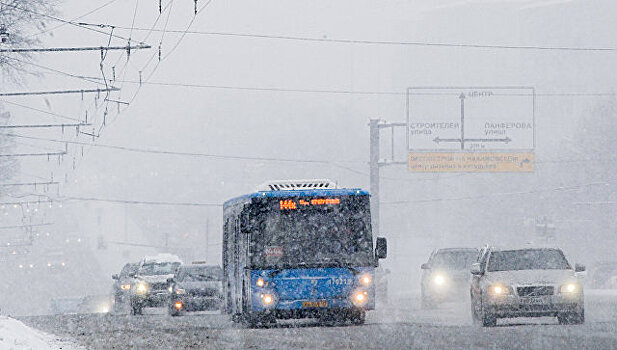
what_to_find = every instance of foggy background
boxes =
[1,0,616,315]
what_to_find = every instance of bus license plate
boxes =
[302,301,328,308]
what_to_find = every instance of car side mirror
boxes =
[112,274,119,280]
[167,277,174,284]
[470,263,483,275]
[128,272,136,278]
[421,263,430,270]
[575,264,586,273]
[375,237,387,260]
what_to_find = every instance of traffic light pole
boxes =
[369,119,407,237]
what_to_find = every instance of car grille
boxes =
[150,283,169,292]
[517,286,554,297]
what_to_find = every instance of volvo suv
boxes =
[470,247,585,327]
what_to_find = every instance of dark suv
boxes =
[111,262,139,313]
[421,248,479,308]
[130,254,182,315]
[168,264,223,316]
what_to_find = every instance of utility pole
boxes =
[369,119,406,237]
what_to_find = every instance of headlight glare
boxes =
[175,288,185,294]
[560,283,580,294]
[432,274,446,286]
[360,274,372,286]
[120,284,131,290]
[135,282,148,294]
[261,293,275,306]
[488,284,511,295]
[256,278,265,287]
[351,290,369,307]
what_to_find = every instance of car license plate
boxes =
[522,297,544,304]
[302,301,328,308]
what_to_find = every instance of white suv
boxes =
[470,247,585,327]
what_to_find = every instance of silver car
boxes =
[470,247,585,327]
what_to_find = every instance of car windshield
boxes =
[430,250,478,270]
[487,249,570,272]
[120,264,138,277]
[177,267,222,282]
[138,262,181,276]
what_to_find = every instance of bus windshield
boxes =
[250,197,373,268]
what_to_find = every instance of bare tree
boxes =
[0,0,57,80]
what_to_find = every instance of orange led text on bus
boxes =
[279,198,340,210]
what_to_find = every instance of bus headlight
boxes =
[256,278,265,287]
[359,274,372,286]
[260,293,276,306]
[351,290,368,307]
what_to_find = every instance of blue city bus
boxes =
[222,180,387,327]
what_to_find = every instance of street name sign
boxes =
[406,87,535,172]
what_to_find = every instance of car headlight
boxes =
[487,284,512,296]
[120,284,131,291]
[256,278,265,287]
[359,274,372,286]
[560,283,581,294]
[135,282,148,294]
[432,274,446,286]
[351,290,369,307]
[175,288,185,295]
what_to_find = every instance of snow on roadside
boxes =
[0,316,83,350]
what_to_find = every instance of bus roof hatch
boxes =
[256,179,338,191]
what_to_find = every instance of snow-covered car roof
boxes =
[489,246,563,252]
[141,253,183,264]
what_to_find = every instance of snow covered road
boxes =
[19,291,617,349]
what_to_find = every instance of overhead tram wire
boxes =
[0,55,110,87]
[1,100,83,122]
[26,0,122,38]
[83,26,617,52]
[1,132,364,165]
[62,196,222,207]
[0,1,140,43]
[70,77,617,98]
[95,0,176,134]
[116,0,212,121]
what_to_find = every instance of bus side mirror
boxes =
[575,264,586,273]
[470,263,483,275]
[112,274,119,280]
[421,263,429,270]
[375,237,387,259]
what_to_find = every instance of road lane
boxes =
[19,291,617,349]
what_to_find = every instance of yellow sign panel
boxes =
[409,152,534,173]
